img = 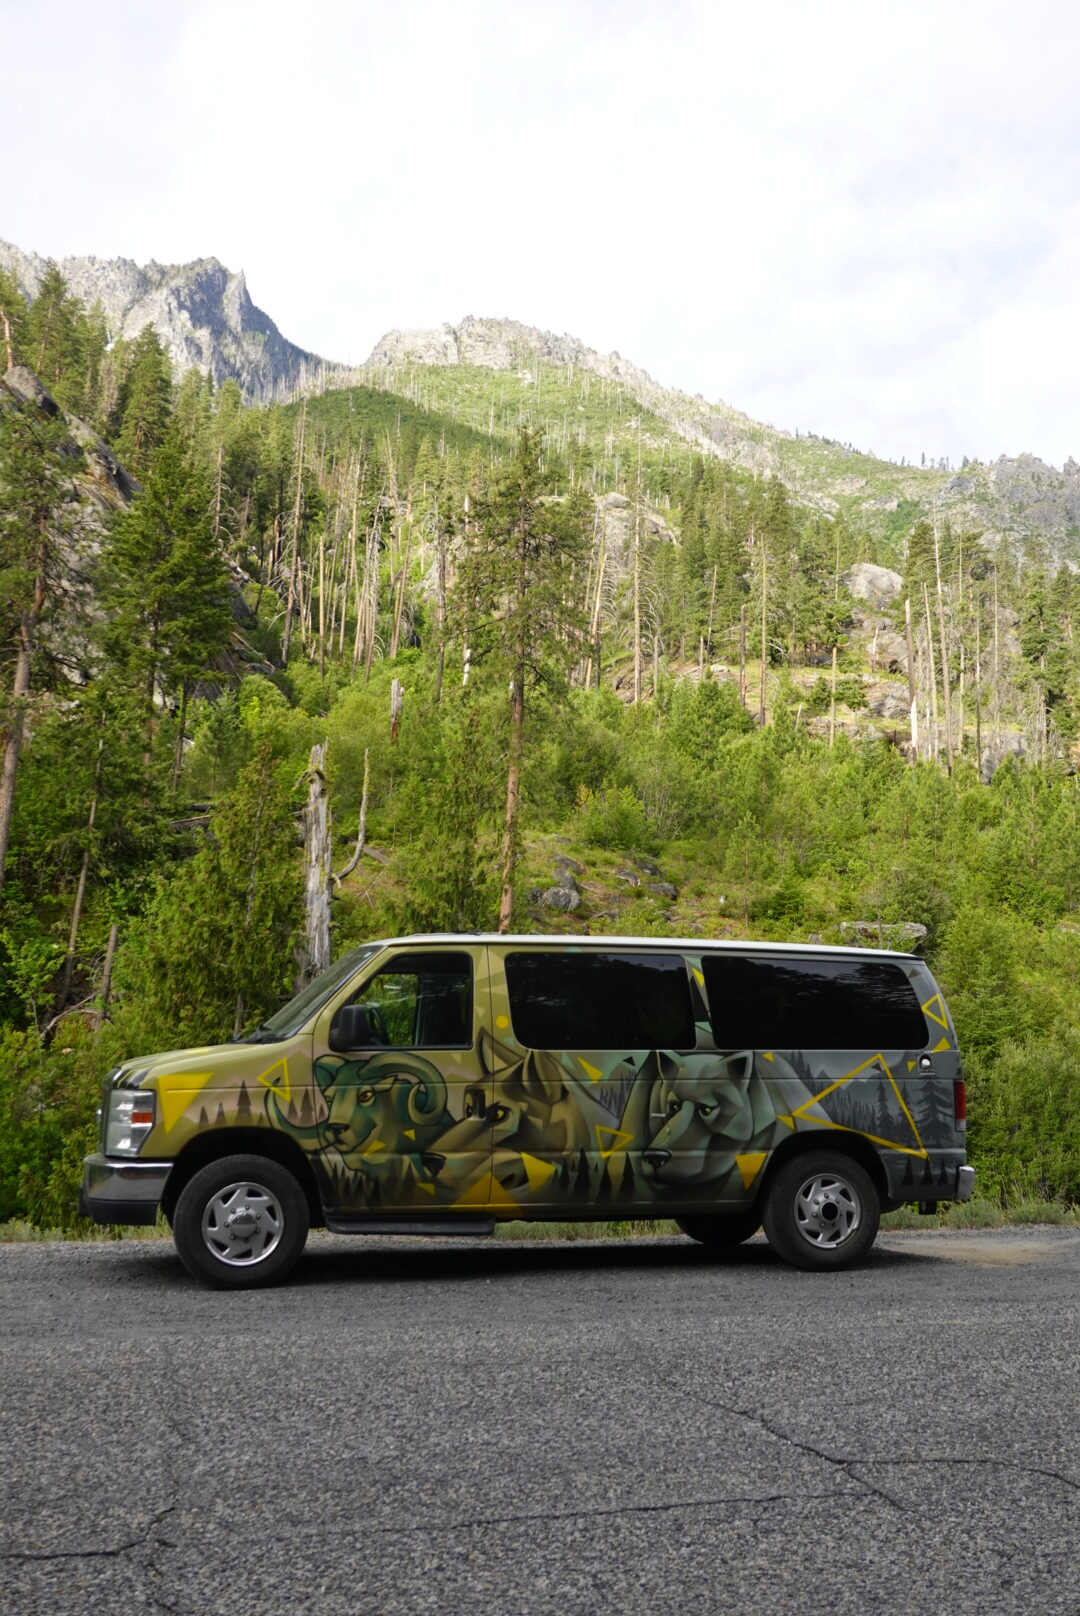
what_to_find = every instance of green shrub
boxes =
[966,1031,1080,1203]
[572,785,654,851]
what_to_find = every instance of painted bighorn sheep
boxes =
[268,1051,453,1180]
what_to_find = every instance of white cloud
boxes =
[3,0,1080,466]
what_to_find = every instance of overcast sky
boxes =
[4,0,1079,468]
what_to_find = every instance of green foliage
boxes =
[23,263,86,410]
[10,270,1080,1228]
[572,785,654,851]
[114,747,301,1049]
[100,423,232,742]
[112,325,173,477]
[390,687,503,931]
[966,1030,1080,1203]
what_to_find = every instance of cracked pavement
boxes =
[3,1225,1080,1615]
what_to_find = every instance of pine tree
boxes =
[0,382,85,898]
[24,264,84,407]
[113,325,173,478]
[455,428,589,927]
[0,268,27,370]
[99,424,231,780]
[114,745,301,1047]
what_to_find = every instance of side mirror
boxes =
[328,1004,374,1053]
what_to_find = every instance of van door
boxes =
[485,944,701,1215]
[309,945,494,1216]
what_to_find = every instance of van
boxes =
[81,934,974,1287]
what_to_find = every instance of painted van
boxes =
[81,934,974,1286]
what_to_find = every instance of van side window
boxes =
[701,954,927,1050]
[505,952,695,1050]
[347,951,473,1048]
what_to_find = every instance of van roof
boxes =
[370,933,920,962]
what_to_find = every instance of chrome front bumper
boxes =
[80,1155,172,1225]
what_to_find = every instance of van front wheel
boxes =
[173,1155,310,1289]
[762,1152,879,1271]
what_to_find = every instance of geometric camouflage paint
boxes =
[133,944,962,1218]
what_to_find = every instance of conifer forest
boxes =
[3,262,1080,1230]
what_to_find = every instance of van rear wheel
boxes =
[173,1154,309,1289]
[676,1211,760,1248]
[762,1152,879,1271]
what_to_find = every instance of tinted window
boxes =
[506,952,695,1050]
[348,951,472,1047]
[701,954,927,1050]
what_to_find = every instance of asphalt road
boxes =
[2,1226,1080,1616]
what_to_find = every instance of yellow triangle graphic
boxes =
[596,1125,634,1158]
[363,1138,387,1154]
[777,1114,794,1129]
[403,1128,416,1141]
[256,1058,291,1104]
[933,1036,951,1053]
[735,1152,767,1189]
[692,967,704,986]
[922,994,948,1029]
[907,1060,916,1071]
[157,1072,214,1132]
[579,1057,602,1082]
[791,1055,927,1159]
[762,1051,774,1062]
[417,1181,436,1195]
[453,1171,519,1211]
[521,1152,557,1193]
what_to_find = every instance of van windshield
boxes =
[241,944,384,1041]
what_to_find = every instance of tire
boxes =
[172,1154,310,1289]
[762,1151,880,1271]
[676,1211,761,1248]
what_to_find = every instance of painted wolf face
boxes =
[641,1051,778,1190]
[422,1048,598,1196]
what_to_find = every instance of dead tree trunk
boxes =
[94,924,119,1030]
[297,741,332,989]
[333,748,369,888]
[55,734,105,1015]
[281,403,307,665]
[933,514,953,771]
[0,539,46,899]
[904,598,919,758]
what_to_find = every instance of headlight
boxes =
[104,1088,157,1156]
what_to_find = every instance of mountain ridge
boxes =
[0,238,345,402]
[3,241,1078,561]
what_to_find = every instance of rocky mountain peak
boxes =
[0,239,344,403]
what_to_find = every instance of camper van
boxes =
[82,935,973,1287]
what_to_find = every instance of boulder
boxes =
[541,886,581,912]
[632,857,661,876]
[980,737,1027,783]
[866,684,911,721]
[870,631,909,675]
[843,563,904,608]
[647,882,678,900]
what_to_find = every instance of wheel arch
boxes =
[756,1130,889,1210]
[161,1129,324,1228]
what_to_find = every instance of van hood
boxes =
[112,1040,267,1087]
